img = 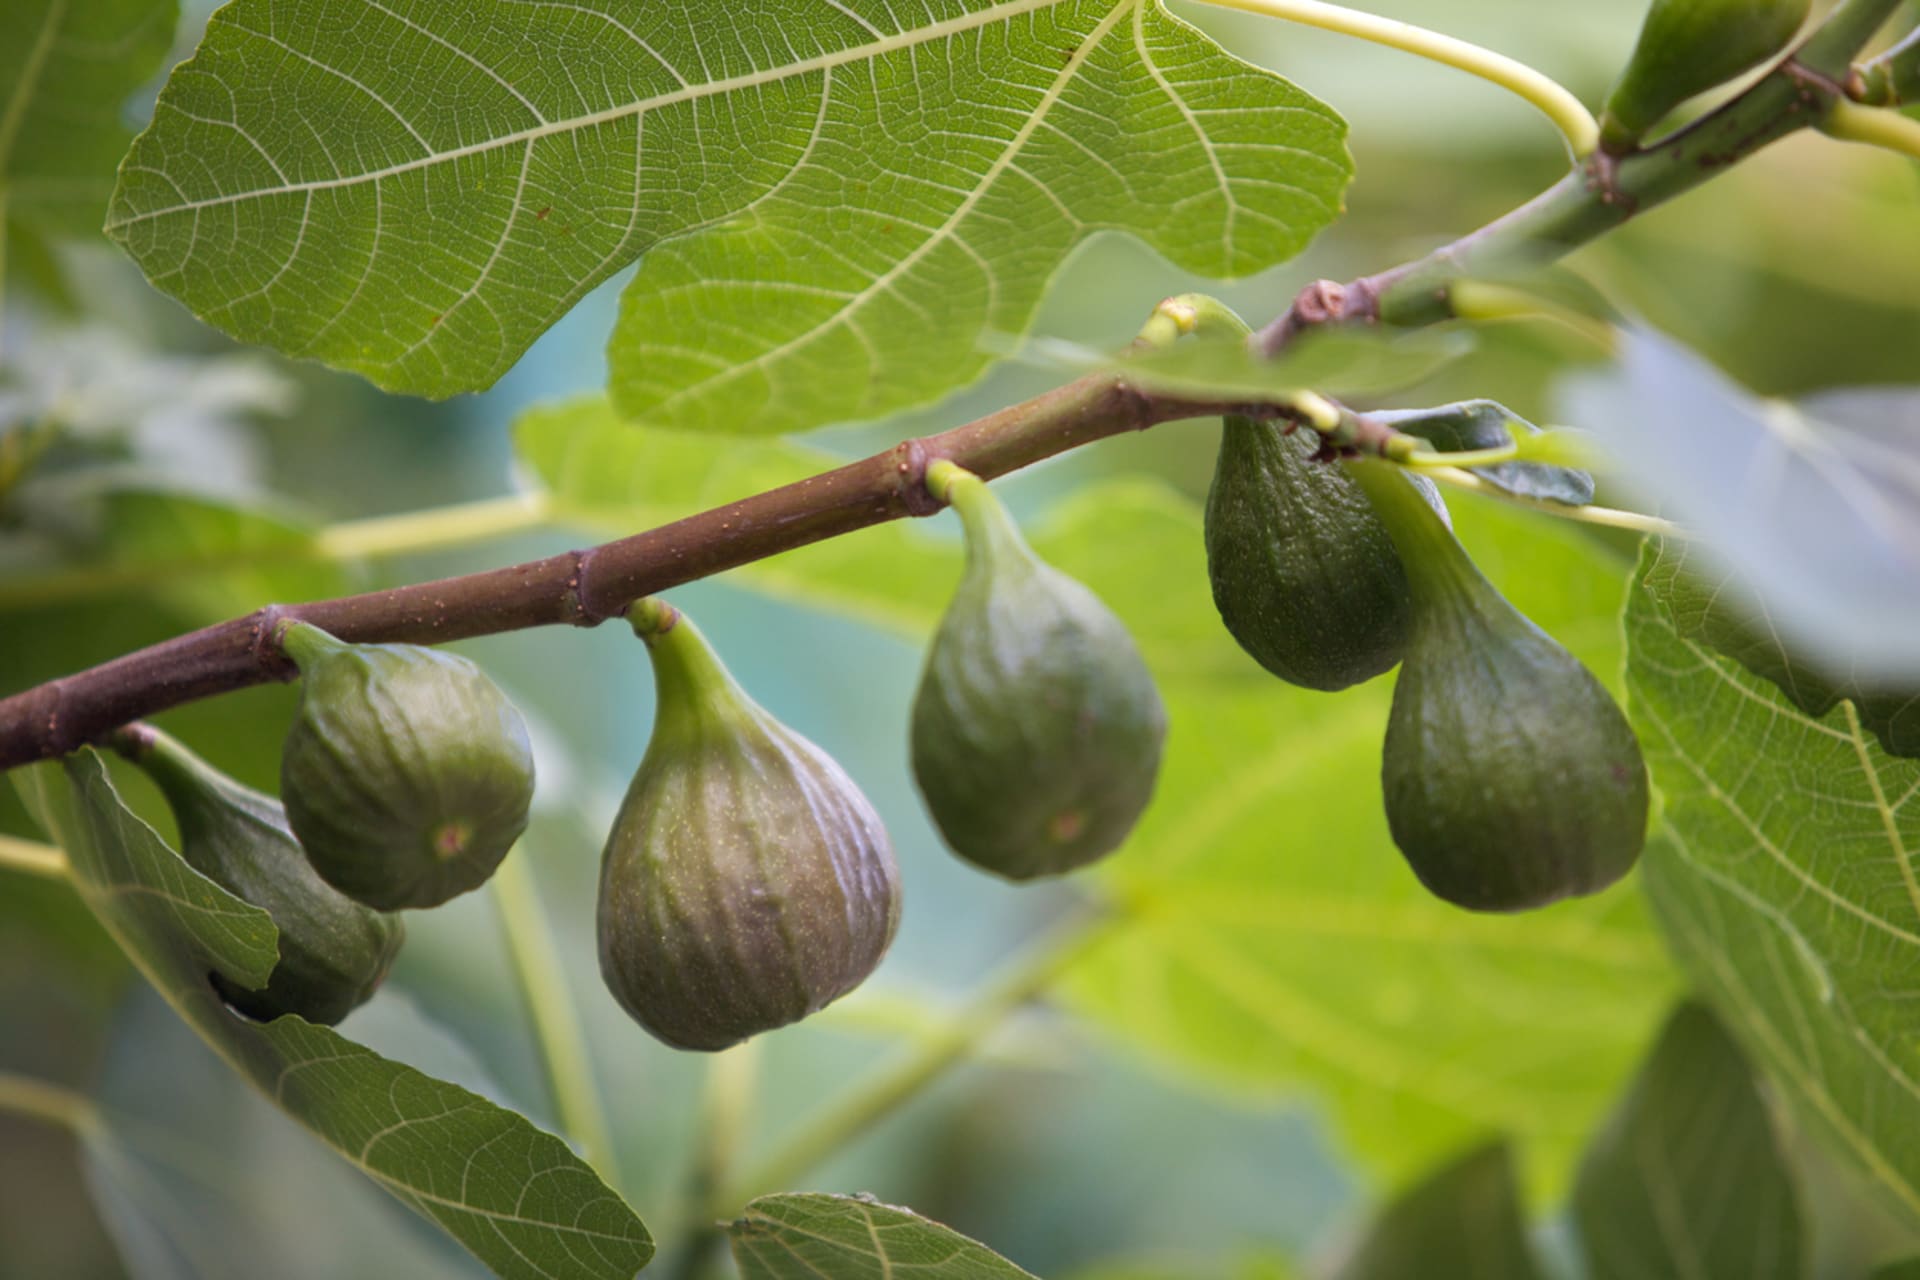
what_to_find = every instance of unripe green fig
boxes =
[123,727,404,1024]
[598,600,901,1052]
[910,465,1166,880]
[277,622,535,911]
[1352,462,1649,912]
[1600,0,1810,152]
[1206,415,1439,692]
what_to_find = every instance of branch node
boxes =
[565,548,617,626]
[891,439,944,517]
[1582,149,1637,212]
[1255,277,1384,355]
[250,606,300,680]
[1784,57,1850,103]
[1112,378,1163,432]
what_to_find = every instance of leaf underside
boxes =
[1571,1001,1805,1280]
[107,0,1350,433]
[1627,539,1920,1229]
[14,753,653,1280]
[730,1193,1037,1278]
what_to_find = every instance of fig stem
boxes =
[0,833,68,882]
[490,852,620,1187]
[1444,280,1619,354]
[627,595,682,641]
[932,466,1034,572]
[1402,442,1523,471]
[275,620,344,670]
[711,906,1121,1215]
[1191,0,1600,156]
[0,1071,98,1135]
[1413,464,1687,538]
[922,459,972,505]
[1819,98,1920,160]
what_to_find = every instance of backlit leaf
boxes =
[108,0,1350,434]
[14,753,653,1280]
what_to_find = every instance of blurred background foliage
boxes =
[3,0,1918,1276]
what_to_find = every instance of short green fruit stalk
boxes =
[1350,462,1650,912]
[115,725,404,1024]
[911,462,1167,880]
[598,599,902,1052]
[1205,416,1425,692]
[276,621,536,911]
[1599,0,1812,153]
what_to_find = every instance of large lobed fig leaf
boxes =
[108,0,1350,434]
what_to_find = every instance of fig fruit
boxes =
[1352,461,1649,911]
[911,465,1166,880]
[1206,415,1433,691]
[123,727,404,1024]
[598,600,901,1051]
[1600,0,1810,153]
[277,622,535,911]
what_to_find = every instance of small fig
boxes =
[277,622,535,911]
[1352,461,1649,912]
[598,600,901,1052]
[1600,0,1810,153]
[1206,415,1436,692]
[123,727,404,1024]
[910,465,1166,880]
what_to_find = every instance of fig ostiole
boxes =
[1600,0,1810,153]
[276,622,535,911]
[1206,415,1442,692]
[910,462,1166,881]
[117,725,404,1024]
[597,598,902,1052]
[1350,461,1649,912]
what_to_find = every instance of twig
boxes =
[0,374,1220,771]
[1255,0,1902,353]
[1821,98,1920,160]
[0,0,1901,771]
[1189,0,1598,155]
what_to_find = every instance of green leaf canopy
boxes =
[107,0,1349,432]
[15,753,653,1280]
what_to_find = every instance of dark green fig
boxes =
[123,727,404,1024]
[910,465,1166,880]
[1600,0,1810,152]
[1206,415,1441,692]
[598,600,901,1052]
[1352,461,1649,912]
[277,622,535,911]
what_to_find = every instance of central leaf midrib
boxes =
[106,0,1077,230]
[634,0,1135,419]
